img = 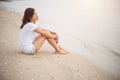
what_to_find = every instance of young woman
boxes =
[19,8,68,55]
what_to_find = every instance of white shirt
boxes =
[19,23,37,47]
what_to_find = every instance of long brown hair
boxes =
[20,8,35,29]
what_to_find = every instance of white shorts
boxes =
[20,44,35,55]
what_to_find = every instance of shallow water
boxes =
[0,0,120,78]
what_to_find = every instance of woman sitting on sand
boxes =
[19,8,68,55]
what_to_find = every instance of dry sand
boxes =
[0,7,119,80]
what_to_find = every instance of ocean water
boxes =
[0,0,120,77]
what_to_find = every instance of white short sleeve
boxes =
[30,23,38,31]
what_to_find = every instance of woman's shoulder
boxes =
[25,22,36,27]
[26,22,35,25]
[25,22,37,29]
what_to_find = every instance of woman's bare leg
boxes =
[50,32,69,53]
[47,31,68,54]
[47,38,67,54]
[33,35,46,54]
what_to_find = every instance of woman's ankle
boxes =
[55,49,67,54]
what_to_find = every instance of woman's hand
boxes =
[55,33,59,43]
[50,31,59,43]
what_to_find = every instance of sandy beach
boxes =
[0,7,119,80]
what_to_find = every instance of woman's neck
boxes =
[30,20,35,23]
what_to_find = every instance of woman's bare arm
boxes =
[33,27,56,38]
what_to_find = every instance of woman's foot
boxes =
[58,46,70,53]
[55,49,69,54]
